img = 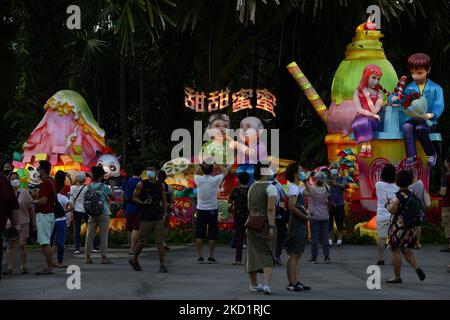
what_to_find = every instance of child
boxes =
[402,53,444,167]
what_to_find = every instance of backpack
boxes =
[83,184,105,218]
[230,187,249,220]
[397,191,425,228]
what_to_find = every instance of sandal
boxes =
[101,259,113,264]
[2,269,13,276]
[35,269,54,275]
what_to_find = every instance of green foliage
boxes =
[420,224,447,244]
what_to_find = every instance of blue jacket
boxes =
[402,79,444,125]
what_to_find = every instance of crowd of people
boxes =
[1,155,450,294]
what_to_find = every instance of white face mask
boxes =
[11,179,20,188]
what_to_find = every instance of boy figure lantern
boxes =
[401,53,444,167]
[351,64,385,158]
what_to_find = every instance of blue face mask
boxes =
[147,170,156,179]
[299,171,306,181]
[330,169,338,175]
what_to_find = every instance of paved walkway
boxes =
[1,244,449,299]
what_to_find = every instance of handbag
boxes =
[244,214,268,232]
[423,190,431,208]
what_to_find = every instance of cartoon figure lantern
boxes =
[96,152,121,179]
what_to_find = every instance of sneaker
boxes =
[287,281,309,292]
[243,244,247,249]
[376,260,385,266]
[263,285,272,295]
[404,157,416,166]
[440,248,450,253]
[92,248,100,253]
[249,284,264,292]
[324,257,331,263]
[207,256,217,264]
[73,250,81,254]
[307,258,318,264]
[287,283,303,292]
[427,154,437,167]
[416,268,426,281]
[197,257,205,264]
[328,239,333,246]
[296,282,311,291]
[274,258,282,266]
[159,265,168,273]
[336,240,343,247]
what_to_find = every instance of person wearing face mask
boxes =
[284,163,312,292]
[3,172,34,275]
[302,171,331,264]
[328,163,348,247]
[84,166,114,265]
[130,160,168,273]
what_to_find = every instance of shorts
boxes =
[329,205,345,232]
[17,223,30,246]
[139,220,164,245]
[36,213,55,245]
[195,209,219,241]
[126,214,141,232]
[377,219,390,239]
[442,207,450,238]
[284,218,307,256]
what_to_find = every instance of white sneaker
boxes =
[249,284,264,292]
[336,240,343,246]
[328,239,333,246]
[263,285,272,295]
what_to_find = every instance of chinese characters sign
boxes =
[185,87,276,117]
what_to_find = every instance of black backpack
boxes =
[397,191,425,228]
[84,184,106,218]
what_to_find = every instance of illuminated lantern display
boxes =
[13,90,112,174]
[288,20,443,239]
[13,89,126,235]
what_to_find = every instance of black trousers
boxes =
[275,217,287,259]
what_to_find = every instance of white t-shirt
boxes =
[375,181,399,221]
[194,174,224,210]
[70,185,87,212]
[56,193,69,222]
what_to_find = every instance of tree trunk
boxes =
[120,55,126,163]
[140,66,146,153]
